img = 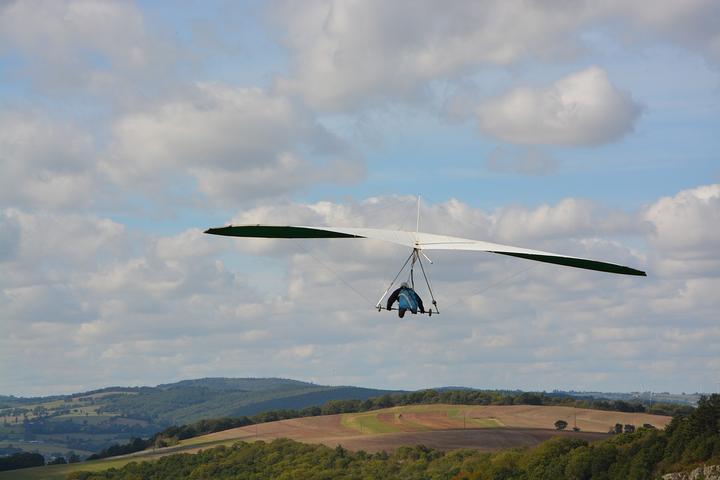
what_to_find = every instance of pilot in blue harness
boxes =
[386,282,425,318]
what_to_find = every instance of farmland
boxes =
[1,403,672,480]
[185,403,670,453]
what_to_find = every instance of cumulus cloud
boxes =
[476,67,642,145]
[0,0,178,97]
[271,0,720,111]
[272,0,594,110]
[614,0,720,64]
[0,111,98,209]
[104,84,363,203]
[643,184,720,277]
[0,211,262,392]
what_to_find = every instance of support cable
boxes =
[470,264,537,297]
[375,249,416,309]
[292,240,375,308]
[416,252,439,313]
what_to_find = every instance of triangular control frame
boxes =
[376,248,439,316]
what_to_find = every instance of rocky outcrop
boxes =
[662,465,720,480]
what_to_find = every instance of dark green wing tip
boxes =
[493,251,647,277]
[204,225,362,239]
[620,268,647,277]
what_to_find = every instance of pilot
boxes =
[386,282,425,318]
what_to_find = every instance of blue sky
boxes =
[0,0,719,397]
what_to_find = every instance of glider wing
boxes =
[205,225,646,276]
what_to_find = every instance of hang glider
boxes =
[204,225,647,277]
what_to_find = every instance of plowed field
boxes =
[181,403,671,453]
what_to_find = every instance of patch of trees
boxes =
[310,389,676,416]
[0,452,44,471]
[67,395,720,480]
[97,386,215,422]
[0,446,22,456]
[95,383,342,425]
[87,417,256,460]
[22,418,158,436]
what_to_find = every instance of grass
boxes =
[342,412,401,434]
[180,433,247,447]
[341,405,504,434]
[447,406,504,428]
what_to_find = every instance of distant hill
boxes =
[97,377,400,425]
[0,377,399,458]
[157,377,316,392]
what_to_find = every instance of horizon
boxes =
[0,375,711,399]
[1,1,718,397]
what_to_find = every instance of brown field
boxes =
[180,404,671,453]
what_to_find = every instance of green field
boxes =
[341,411,404,434]
[341,404,504,434]
[446,406,504,428]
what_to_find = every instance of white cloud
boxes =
[273,0,595,110]
[104,84,363,203]
[271,0,720,111]
[643,184,720,277]
[0,0,178,97]
[490,196,644,243]
[613,0,720,64]
[0,111,98,209]
[476,67,642,145]
[7,210,127,269]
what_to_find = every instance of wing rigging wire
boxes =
[469,264,537,297]
[375,249,416,309]
[290,239,375,309]
[416,252,439,313]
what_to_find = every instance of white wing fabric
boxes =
[205,225,646,276]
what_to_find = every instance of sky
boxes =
[0,0,719,397]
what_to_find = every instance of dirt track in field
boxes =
[334,428,611,453]
[182,404,671,453]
